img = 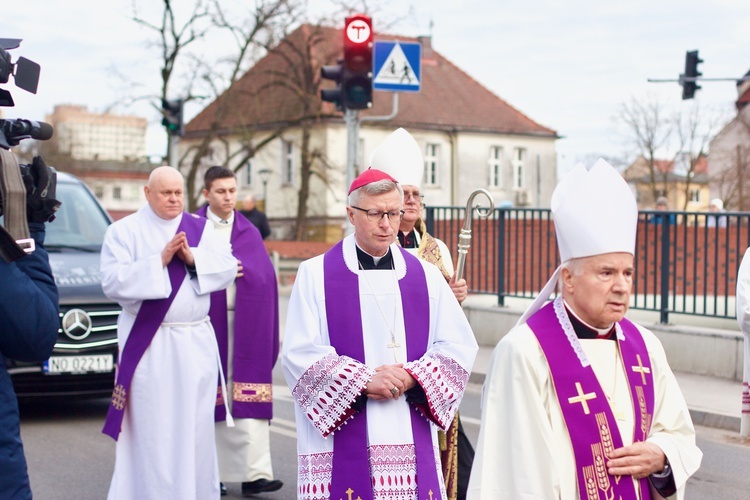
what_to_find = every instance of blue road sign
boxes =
[373,41,422,92]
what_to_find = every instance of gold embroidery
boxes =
[111,384,126,410]
[631,354,651,385]
[636,386,650,441]
[215,385,224,406]
[340,487,362,500]
[592,443,614,498]
[414,219,452,281]
[568,382,597,415]
[583,466,599,500]
[233,382,273,403]
[595,413,614,458]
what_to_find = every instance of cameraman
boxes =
[0,155,59,499]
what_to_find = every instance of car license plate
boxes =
[43,354,114,374]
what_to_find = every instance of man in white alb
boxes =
[100,166,237,499]
[282,168,478,500]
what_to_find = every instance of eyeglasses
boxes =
[350,206,404,222]
[403,190,424,201]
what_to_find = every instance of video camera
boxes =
[0,38,60,262]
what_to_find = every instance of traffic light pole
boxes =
[169,135,179,168]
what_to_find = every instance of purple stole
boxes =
[102,213,205,440]
[323,241,442,500]
[527,300,654,500]
[195,206,279,421]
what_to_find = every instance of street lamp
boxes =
[257,168,272,211]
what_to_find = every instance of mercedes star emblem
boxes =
[61,308,93,340]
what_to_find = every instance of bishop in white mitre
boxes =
[468,159,702,500]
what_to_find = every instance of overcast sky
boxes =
[3,0,749,174]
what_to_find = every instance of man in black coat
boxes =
[0,156,60,499]
[239,194,271,240]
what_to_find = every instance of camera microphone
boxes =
[0,118,54,141]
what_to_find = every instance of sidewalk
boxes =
[470,344,744,433]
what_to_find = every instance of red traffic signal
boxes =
[342,14,373,110]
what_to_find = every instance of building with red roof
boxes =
[181,24,558,240]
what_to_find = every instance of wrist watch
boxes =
[652,460,671,478]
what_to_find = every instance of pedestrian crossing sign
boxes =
[373,41,422,92]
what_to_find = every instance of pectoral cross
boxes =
[387,339,401,363]
[568,382,597,415]
[631,354,651,385]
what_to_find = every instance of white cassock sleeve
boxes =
[738,248,750,437]
[188,222,237,296]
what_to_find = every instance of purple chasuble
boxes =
[102,212,205,441]
[196,206,279,421]
[527,300,654,500]
[323,242,442,500]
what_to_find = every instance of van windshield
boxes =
[45,181,111,249]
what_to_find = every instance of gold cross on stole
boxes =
[568,382,597,415]
[631,354,651,384]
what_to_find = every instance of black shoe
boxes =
[220,482,228,496]
[242,478,283,496]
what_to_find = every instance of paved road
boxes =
[19,370,750,499]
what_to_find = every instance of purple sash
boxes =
[196,206,279,421]
[324,241,442,500]
[527,300,654,500]
[102,213,205,441]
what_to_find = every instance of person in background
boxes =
[706,198,727,228]
[239,194,271,240]
[649,196,676,225]
[197,166,282,497]
[469,159,702,499]
[100,166,237,499]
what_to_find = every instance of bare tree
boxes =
[131,0,213,163]
[672,101,723,210]
[617,95,673,204]
[710,112,750,210]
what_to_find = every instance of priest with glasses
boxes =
[282,168,477,500]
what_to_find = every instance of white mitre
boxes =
[517,158,637,324]
[369,127,423,188]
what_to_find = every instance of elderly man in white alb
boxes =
[100,166,237,499]
[468,159,702,500]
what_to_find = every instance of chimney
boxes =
[417,36,432,57]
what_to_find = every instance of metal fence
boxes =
[425,206,750,323]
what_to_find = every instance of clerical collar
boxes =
[206,206,234,226]
[563,301,615,340]
[398,229,418,249]
[355,245,394,270]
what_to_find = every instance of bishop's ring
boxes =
[390,387,399,396]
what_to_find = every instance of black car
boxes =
[6,171,120,397]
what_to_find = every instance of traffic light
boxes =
[341,14,373,110]
[161,98,184,136]
[681,50,703,100]
[320,60,344,110]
